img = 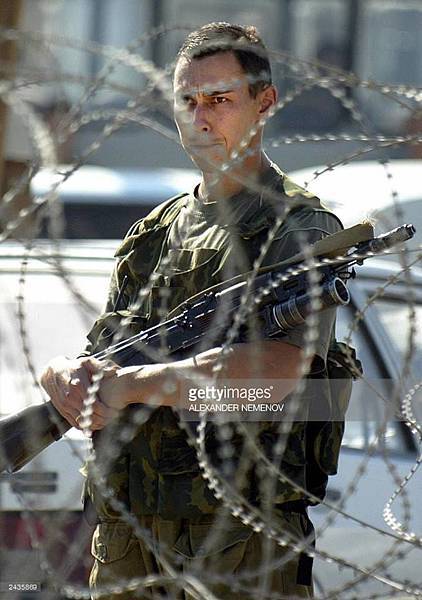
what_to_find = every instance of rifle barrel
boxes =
[358,224,416,254]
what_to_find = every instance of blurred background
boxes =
[1,0,421,172]
[1,0,421,239]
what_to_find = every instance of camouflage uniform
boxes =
[84,165,354,599]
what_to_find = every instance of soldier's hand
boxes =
[39,356,118,431]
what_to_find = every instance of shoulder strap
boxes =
[142,192,189,230]
[114,193,189,257]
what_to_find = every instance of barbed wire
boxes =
[0,13,421,600]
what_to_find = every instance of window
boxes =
[18,0,154,106]
[355,0,422,133]
[336,303,407,454]
[289,0,350,64]
[156,0,284,69]
[374,298,422,372]
[274,0,351,131]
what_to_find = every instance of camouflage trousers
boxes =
[89,504,314,600]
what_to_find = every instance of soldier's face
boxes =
[173,51,265,172]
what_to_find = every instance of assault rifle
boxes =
[0,223,415,473]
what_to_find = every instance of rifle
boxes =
[0,223,415,473]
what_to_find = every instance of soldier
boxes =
[41,22,348,599]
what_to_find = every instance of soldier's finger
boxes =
[78,411,105,427]
[72,385,116,421]
[80,357,107,375]
[75,364,93,389]
[58,380,84,413]
[70,379,101,406]
[54,381,86,428]
[75,414,95,430]
[78,415,108,432]
[91,399,119,420]
[90,418,107,431]
[60,403,80,429]
[74,400,117,424]
[69,377,89,401]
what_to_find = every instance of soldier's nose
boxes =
[192,105,211,133]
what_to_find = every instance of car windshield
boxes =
[335,275,422,453]
[375,298,422,370]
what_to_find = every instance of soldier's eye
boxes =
[181,95,195,106]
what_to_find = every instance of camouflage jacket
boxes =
[82,167,357,520]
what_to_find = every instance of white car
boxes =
[0,242,114,596]
[311,259,422,597]
[31,160,422,253]
[30,166,199,239]
[289,159,422,252]
[0,242,421,597]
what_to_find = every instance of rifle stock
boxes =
[0,403,70,473]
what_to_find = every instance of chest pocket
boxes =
[143,246,224,325]
[167,247,218,273]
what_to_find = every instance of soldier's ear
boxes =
[258,84,277,114]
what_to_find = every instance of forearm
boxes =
[120,341,304,409]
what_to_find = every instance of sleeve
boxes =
[76,261,125,358]
[76,219,144,358]
[263,208,343,368]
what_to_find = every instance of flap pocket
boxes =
[166,247,222,286]
[91,522,134,564]
[260,422,307,467]
[157,432,199,474]
[117,227,169,281]
[167,247,217,273]
[173,515,253,559]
